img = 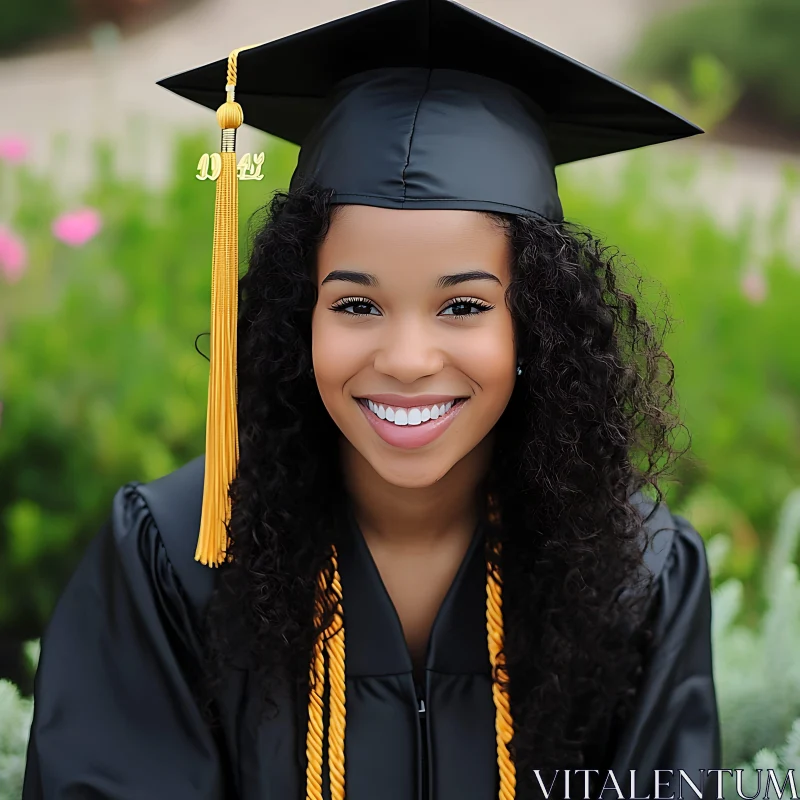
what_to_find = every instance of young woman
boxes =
[23,1,721,799]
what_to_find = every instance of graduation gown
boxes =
[22,455,721,800]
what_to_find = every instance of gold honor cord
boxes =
[306,547,347,800]
[306,569,329,800]
[487,542,517,799]
[305,543,514,800]
[195,44,260,567]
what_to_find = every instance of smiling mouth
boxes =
[357,397,468,426]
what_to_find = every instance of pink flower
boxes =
[52,208,102,247]
[0,136,29,164]
[741,270,767,304]
[0,225,28,282]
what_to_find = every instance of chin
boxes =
[368,456,459,489]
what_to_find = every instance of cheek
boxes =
[311,312,366,398]
[453,310,516,379]
[461,328,517,410]
[459,328,515,373]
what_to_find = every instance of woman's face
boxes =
[312,205,516,489]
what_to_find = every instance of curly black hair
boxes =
[201,182,686,794]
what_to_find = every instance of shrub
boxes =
[558,152,800,583]
[733,721,800,798]
[0,132,299,666]
[0,643,37,800]
[0,0,74,55]
[703,489,800,768]
[625,0,800,131]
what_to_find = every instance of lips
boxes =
[356,396,468,449]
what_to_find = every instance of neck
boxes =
[340,435,493,550]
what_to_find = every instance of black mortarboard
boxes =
[159,0,701,222]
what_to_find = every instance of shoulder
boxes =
[627,490,711,606]
[630,490,708,576]
[112,454,216,615]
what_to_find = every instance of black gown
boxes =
[22,455,721,800]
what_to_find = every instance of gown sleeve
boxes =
[607,511,722,800]
[22,482,229,800]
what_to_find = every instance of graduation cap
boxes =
[159,0,701,221]
[157,3,700,795]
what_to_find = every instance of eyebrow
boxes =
[320,269,501,288]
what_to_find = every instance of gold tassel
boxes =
[195,48,251,567]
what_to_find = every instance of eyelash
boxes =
[328,296,495,318]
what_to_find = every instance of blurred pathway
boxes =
[1,0,799,245]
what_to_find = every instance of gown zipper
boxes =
[416,683,429,800]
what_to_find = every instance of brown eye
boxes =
[329,297,381,316]
[440,298,495,317]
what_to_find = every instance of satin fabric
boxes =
[156,0,702,223]
[290,67,564,221]
[23,455,720,799]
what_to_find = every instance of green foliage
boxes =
[0,132,298,639]
[732,720,800,797]
[0,644,37,799]
[645,53,741,134]
[558,153,800,585]
[626,0,800,130]
[0,0,74,54]
[706,490,800,767]
[0,680,33,799]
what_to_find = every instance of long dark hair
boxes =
[202,183,685,787]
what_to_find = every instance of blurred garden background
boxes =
[1,0,800,795]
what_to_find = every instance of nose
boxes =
[372,314,445,383]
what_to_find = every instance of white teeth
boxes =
[363,399,463,426]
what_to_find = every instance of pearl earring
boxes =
[516,362,523,376]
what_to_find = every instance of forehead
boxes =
[318,206,511,278]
